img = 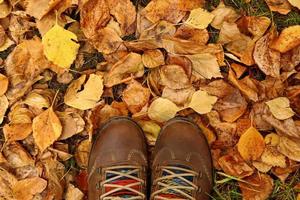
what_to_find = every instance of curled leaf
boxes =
[188,90,217,114]
[277,136,300,162]
[148,98,180,122]
[64,74,104,110]
[266,97,295,120]
[237,127,265,161]
[32,107,62,152]
[42,24,80,69]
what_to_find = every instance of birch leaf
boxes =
[42,24,80,69]
[148,98,180,122]
[13,177,47,200]
[266,97,295,120]
[64,74,104,110]
[288,0,300,9]
[188,90,217,114]
[185,8,215,29]
[32,107,62,152]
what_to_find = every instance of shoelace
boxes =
[99,165,146,200]
[151,166,200,200]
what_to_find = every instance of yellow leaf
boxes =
[237,127,265,161]
[64,74,104,110]
[138,120,161,139]
[148,98,180,122]
[3,123,32,142]
[188,90,217,114]
[0,95,8,124]
[288,0,300,9]
[185,8,215,29]
[0,0,3,4]
[266,97,295,120]
[32,107,62,152]
[186,54,222,79]
[13,177,47,200]
[0,37,14,52]
[42,24,80,69]
[270,25,300,53]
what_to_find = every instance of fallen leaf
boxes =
[23,89,54,110]
[188,90,217,114]
[239,173,273,200]
[218,149,254,178]
[42,24,80,69]
[0,0,12,18]
[148,97,180,122]
[265,0,292,14]
[253,161,272,173]
[261,146,286,168]
[162,87,195,106]
[138,120,161,145]
[254,34,281,77]
[122,80,150,114]
[13,177,47,200]
[265,133,280,146]
[174,25,209,45]
[3,123,32,142]
[211,2,240,29]
[270,25,300,53]
[277,136,300,162]
[160,65,191,89]
[185,8,215,29]
[288,0,300,9]
[0,37,14,52]
[58,112,85,140]
[65,183,84,200]
[142,49,165,68]
[237,127,265,161]
[64,74,104,110]
[218,22,243,44]
[186,53,222,79]
[0,95,8,124]
[266,97,295,120]
[32,107,62,152]
[26,0,62,20]
[0,168,17,199]
[75,139,91,169]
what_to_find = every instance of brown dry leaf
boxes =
[175,26,209,45]
[237,16,271,39]
[188,90,218,114]
[254,34,281,77]
[75,139,91,169]
[105,53,144,87]
[141,0,186,24]
[0,95,8,124]
[142,49,165,68]
[64,74,104,110]
[0,73,8,95]
[122,80,150,114]
[265,0,292,14]
[228,68,258,102]
[26,0,62,20]
[79,0,110,39]
[13,177,47,200]
[2,142,34,168]
[270,25,300,53]
[32,107,62,152]
[218,149,254,178]
[211,2,240,29]
[23,89,55,110]
[160,65,191,89]
[162,87,195,106]
[280,45,300,71]
[107,0,136,35]
[0,168,17,199]
[65,183,84,200]
[203,80,248,123]
[277,136,300,162]
[218,22,243,44]
[58,112,85,140]
[237,127,265,161]
[239,173,274,200]
[186,53,222,79]
[3,123,32,142]
[261,146,287,168]
[266,97,295,120]
[265,133,280,146]
[5,38,52,104]
[148,97,180,122]
[252,161,272,173]
[0,0,12,18]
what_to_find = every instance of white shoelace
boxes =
[99,165,146,200]
[151,166,199,200]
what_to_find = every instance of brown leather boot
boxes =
[151,118,213,200]
[88,117,148,200]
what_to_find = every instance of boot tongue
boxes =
[157,165,195,199]
[105,167,141,198]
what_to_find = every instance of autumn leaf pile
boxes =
[0,0,300,199]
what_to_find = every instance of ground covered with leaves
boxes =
[0,0,300,199]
